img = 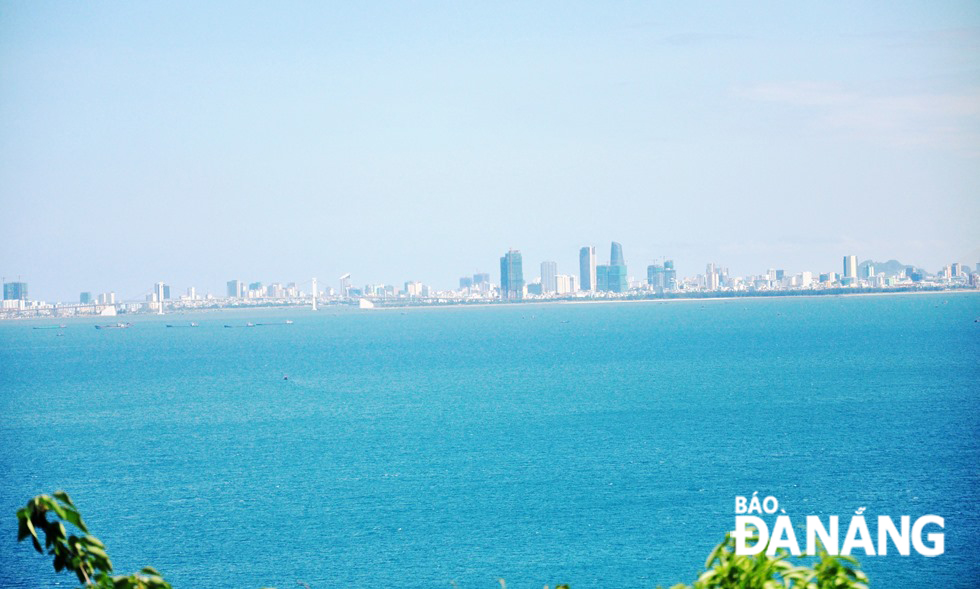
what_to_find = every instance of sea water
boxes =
[0,293,977,588]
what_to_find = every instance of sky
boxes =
[1,1,978,301]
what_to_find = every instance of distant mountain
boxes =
[858,259,925,277]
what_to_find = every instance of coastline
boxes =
[3,285,976,323]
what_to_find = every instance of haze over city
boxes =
[1,2,978,301]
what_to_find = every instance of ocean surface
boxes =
[0,293,978,588]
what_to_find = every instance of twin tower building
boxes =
[500,242,676,300]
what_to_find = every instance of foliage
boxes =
[17,492,869,589]
[16,491,171,589]
[662,532,869,589]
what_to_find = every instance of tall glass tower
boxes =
[500,250,524,300]
[540,261,558,293]
[579,246,596,292]
[664,260,676,290]
[610,242,625,266]
[605,241,628,292]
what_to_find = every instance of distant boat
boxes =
[166,322,199,328]
[33,325,66,330]
[95,322,131,330]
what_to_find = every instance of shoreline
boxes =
[2,286,976,322]
[366,286,978,312]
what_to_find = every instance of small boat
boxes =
[95,322,131,330]
[33,325,67,330]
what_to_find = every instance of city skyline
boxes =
[1,3,978,301]
[2,237,976,306]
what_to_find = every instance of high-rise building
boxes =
[579,246,597,292]
[555,274,575,294]
[540,261,557,293]
[3,282,27,301]
[610,242,625,266]
[500,249,524,300]
[843,255,858,281]
[459,276,473,289]
[598,242,628,293]
[227,280,244,298]
[472,273,490,293]
[664,260,677,290]
[80,292,92,304]
[951,262,961,277]
[647,264,665,290]
[706,264,720,290]
[154,282,166,303]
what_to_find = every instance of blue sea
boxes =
[1,293,978,588]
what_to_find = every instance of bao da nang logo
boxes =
[731,492,945,557]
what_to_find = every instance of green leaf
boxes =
[53,490,75,507]
[24,517,42,552]
[61,507,88,533]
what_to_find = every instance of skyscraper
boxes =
[647,264,665,290]
[473,273,490,293]
[540,261,557,293]
[664,260,677,290]
[579,246,596,292]
[227,280,244,298]
[598,241,628,293]
[843,255,858,282]
[610,242,625,267]
[500,249,524,300]
[3,281,28,301]
[706,264,720,290]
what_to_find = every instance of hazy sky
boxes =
[2,1,978,301]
